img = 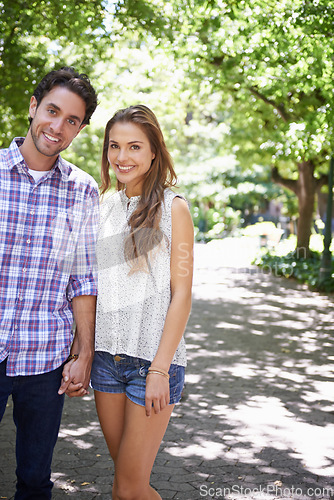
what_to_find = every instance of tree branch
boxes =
[249,87,290,122]
[272,166,298,194]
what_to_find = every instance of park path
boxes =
[1,238,334,499]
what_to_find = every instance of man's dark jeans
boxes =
[0,358,65,499]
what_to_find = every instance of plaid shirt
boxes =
[0,138,99,376]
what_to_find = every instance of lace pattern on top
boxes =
[95,188,187,366]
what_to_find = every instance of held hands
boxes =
[58,356,91,398]
[145,367,170,417]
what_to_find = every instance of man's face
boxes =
[28,86,86,158]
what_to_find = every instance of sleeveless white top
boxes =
[95,188,187,367]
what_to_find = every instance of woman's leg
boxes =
[113,398,174,500]
[94,391,127,462]
[95,390,174,500]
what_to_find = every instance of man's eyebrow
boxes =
[47,102,82,122]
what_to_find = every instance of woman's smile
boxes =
[116,163,136,172]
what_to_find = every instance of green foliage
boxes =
[114,0,334,164]
[112,0,334,251]
[0,0,108,146]
[3,0,331,249]
[254,250,334,293]
[61,127,105,183]
[178,156,290,241]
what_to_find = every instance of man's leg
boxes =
[0,358,12,421]
[12,365,65,500]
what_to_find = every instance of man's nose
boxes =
[50,118,64,134]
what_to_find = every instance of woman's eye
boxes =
[109,144,119,149]
[131,145,140,150]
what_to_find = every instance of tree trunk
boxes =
[272,160,328,258]
[295,160,316,258]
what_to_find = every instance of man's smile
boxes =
[43,132,60,143]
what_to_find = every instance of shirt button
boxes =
[27,239,31,244]
[22,268,27,273]
[19,296,23,301]
[30,210,35,215]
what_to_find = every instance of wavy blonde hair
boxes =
[100,105,177,272]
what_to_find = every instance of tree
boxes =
[0,0,107,146]
[112,0,334,255]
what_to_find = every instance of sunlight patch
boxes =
[165,440,225,460]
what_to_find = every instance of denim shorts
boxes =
[90,351,185,407]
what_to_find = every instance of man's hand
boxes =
[58,295,96,398]
[58,358,91,398]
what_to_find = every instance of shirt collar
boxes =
[7,137,71,181]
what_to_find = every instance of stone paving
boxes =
[1,238,334,499]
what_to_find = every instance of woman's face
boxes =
[108,121,155,196]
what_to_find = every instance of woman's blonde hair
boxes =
[100,105,177,271]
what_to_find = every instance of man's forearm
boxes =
[71,295,96,360]
[58,295,96,396]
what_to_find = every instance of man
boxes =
[0,67,99,499]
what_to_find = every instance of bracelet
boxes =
[147,371,169,380]
[66,354,79,363]
[148,367,170,380]
[148,366,169,377]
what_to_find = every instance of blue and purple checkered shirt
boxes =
[0,138,99,376]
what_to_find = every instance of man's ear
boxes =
[29,96,38,120]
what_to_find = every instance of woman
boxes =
[91,105,193,500]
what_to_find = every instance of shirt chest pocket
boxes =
[49,210,83,272]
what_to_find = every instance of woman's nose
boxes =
[117,148,128,162]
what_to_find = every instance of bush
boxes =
[253,250,334,293]
[192,206,241,242]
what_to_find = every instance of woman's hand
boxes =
[58,358,89,398]
[145,373,170,417]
